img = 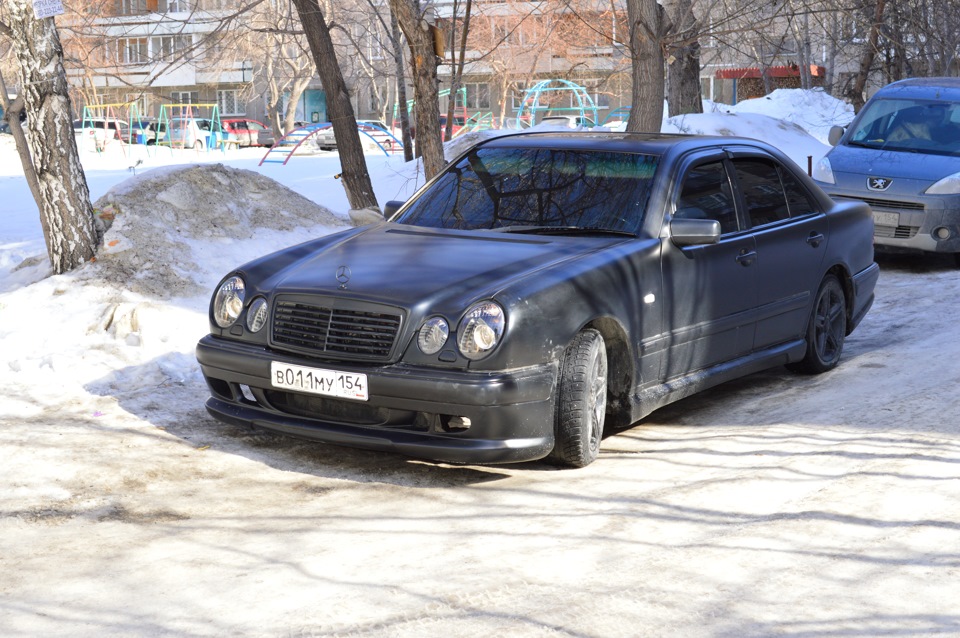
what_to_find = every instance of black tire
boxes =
[953,252,960,268]
[194,140,204,151]
[788,274,846,374]
[549,329,608,468]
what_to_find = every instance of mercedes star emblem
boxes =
[336,265,351,289]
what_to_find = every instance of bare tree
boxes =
[290,0,379,213]
[389,0,444,178]
[625,0,666,132]
[663,0,702,116]
[245,0,316,138]
[1,4,99,274]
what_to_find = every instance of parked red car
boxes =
[222,118,268,147]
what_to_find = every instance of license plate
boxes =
[873,211,900,227]
[270,362,368,401]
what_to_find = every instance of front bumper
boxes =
[196,335,558,464]
[822,185,960,254]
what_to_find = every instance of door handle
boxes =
[736,248,757,266]
[806,232,825,248]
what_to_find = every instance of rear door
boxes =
[659,152,759,380]
[726,150,828,349]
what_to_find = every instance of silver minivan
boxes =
[813,77,960,264]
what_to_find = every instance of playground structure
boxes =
[155,103,227,152]
[259,121,404,166]
[601,106,632,127]
[76,102,148,154]
[514,79,600,128]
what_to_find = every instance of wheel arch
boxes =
[824,263,856,335]
[582,316,633,429]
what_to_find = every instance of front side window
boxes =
[395,147,658,233]
[675,161,739,234]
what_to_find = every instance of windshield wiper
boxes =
[494,225,636,237]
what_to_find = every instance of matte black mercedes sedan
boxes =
[196,132,879,468]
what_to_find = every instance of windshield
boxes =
[848,98,960,156]
[394,147,659,233]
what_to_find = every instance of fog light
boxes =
[442,415,472,432]
[239,384,257,403]
[934,226,952,240]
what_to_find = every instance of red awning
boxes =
[714,65,825,79]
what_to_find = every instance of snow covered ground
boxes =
[1,90,959,637]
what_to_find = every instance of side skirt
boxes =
[629,339,807,423]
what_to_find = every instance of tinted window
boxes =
[675,161,739,234]
[780,169,818,217]
[732,159,790,228]
[395,147,659,233]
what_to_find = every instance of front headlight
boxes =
[926,171,960,195]
[213,275,245,328]
[417,316,449,354]
[812,156,835,184]
[246,297,268,332]
[457,302,505,360]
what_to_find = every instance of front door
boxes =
[660,156,759,380]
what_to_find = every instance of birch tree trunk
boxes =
[3,3,99,274]
[390,0,445,180]
[290,0,380,213]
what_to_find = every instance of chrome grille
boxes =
[874,225,919,239]
[272,299,402,361]
[832,195,925,212]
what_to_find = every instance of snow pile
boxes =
[664,109,832,169]
[712,88,855,144]
[91,163,348,297]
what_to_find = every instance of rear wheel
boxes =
[788,274,846,374]
[549,329,607,468]
[194,140,204,151]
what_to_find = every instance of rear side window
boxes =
[731,159,790,228]
[780,169,818,217]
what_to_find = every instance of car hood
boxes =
[829,143,960,181]
[258,223,619,310]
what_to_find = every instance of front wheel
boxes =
[788,274,846,374]
[549,329,608,468]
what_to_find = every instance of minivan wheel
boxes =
[194,140,204,151]
[788,274,846,374]
[548,329,607,468]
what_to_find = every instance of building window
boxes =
[119,38,149,65]
[117,0,147,15]
[172,91,200,105]
[464,83,490,110]
[158,0,193,12]
[217,89,241,116]
[581,78,611,110]
[512,84,529,110]
[152,35,191,62]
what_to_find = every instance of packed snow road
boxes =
[2,252,958,637]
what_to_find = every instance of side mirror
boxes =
[383,200,405,218]
[828,125,845,146]
[670,218,721,247]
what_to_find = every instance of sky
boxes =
[10,90,960,637]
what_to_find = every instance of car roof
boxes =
[475,130,772,157]
[874,77,960,101]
